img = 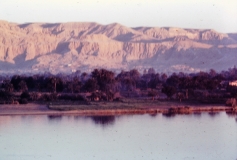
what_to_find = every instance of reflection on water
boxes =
[46,115,116,126]
[148,113,157,117]
[89,115,115,126]
[226,111,237,117]
[47,115,63,120]
[21,111,237,126]
[208,111,220,117]
[162,112,192,118]
[162,111,234,119]
[0,112,237,160]
[225,111,237,123]
[162,112,176,118]
[193,112,202,117]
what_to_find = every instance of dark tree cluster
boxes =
[0,67,237,104]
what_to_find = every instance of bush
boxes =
[19,98,28,104]
[148,90,158,100]
[40,94,50,101]
[30,92,40,101]
[40,93,58,101]
[226,85,237,97]
[226,98,236,107]
[162,85,176,98]
[0,90,13,99]
[20,91,30,100]
[58,94,85,101]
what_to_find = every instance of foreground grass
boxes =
[49,101,148,111]
[48,98,226,111]
[0,98,236,116]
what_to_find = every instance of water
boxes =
[0,112,236,160]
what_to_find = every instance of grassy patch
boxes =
[48,101,143,111]
[47,98,225,111]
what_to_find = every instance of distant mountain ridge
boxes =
[0,20,236,74]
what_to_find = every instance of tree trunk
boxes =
[54,82,56,93]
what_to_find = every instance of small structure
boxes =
[91,92,100,101]
[113,92,122,101]
[86,91,101,101]
[229,80,237,86]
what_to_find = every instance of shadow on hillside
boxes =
[41,23,60,28]
[18,23,33,28]
[0,54,38,71]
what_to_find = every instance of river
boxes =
[0,112,236,160]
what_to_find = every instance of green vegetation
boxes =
[0,67,237,109]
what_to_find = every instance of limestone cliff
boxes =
[0,20,236,74]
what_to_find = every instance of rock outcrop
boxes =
[0,20,236,74]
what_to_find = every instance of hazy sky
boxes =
[0,0,237,33]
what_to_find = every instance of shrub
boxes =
[30,92,40,101]
[20,91,30,100]
[226,98,236,107]
[0,90,14,103]
[162,85,176,99]
[148,90,158,100]
[40,93,58,101]
[58,94,85,101]
[19,98,28,104]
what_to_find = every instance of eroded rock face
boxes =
[0,20,236,74]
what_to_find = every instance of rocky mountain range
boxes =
[0,20,237,74]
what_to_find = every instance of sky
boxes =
[0,0,237,33]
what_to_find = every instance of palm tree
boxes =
[2,80,14,92]
[18,80,28,92]
[162,85,176,99]
[51,77,57,93]
[47,77,61,93]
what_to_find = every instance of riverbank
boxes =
[0,100,236,116]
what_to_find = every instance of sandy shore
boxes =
[0,103,90,116]
[0,102,236,116]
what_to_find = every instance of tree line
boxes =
[1,67,237,104]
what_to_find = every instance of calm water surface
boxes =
[0,112,236,160]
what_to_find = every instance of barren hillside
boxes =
[0,20,236,74]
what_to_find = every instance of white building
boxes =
[229,80,237,86]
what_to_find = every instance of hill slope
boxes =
[0,20,237,74]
